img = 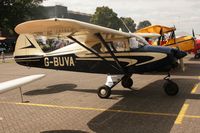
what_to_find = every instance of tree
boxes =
[137,20,151,30]
[90,6,121,30]
[0,0,44,36]
[120,17,136,32]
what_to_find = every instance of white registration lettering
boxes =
[44,57,49,66]
[59,57,65,66]
[47,56,76,67]
[70,57,75,66]
[53,57,59,66]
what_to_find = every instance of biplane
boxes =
[14,18,186,98]
[136,25,195,52]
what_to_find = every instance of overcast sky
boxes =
[42,0,200,35]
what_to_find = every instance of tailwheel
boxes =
[97,85,111,99]
[121,76,133,88]
[163,80,179,96]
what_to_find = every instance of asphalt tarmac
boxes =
[0,54,200,133]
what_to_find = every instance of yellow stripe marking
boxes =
[175,104,189,124]
[2,101,200,123]
[185,115,200,119]
[0,101,176,117]
[191,84,199,94]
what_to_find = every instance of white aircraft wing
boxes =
[0,74,45,94]
[0,37,6,40]
[15,18,146,47]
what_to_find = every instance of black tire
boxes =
[163,80,179,96]
[97,85,111,99]
[121,77,133,88]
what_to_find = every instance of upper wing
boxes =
[0,74,45,94]
[15,18,137,46]
[135,33,160,38]
[136,25,175,34]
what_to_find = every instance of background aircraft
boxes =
[14,18,186,98]
[136,25,195,54]
[187,30,200,58]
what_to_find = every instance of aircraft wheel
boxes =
[121,77,133,88]
[163,80,179,96]
[97,85,111,98]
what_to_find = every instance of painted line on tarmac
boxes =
[175,104,189,124]
[191,76,200,94]
[185,114,200,119]
[0,101,177,117]
[1,101,200,124]
[191,84,199,94]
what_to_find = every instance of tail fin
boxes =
[14,34,44,57]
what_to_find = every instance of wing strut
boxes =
[68,36,122,72]
[95,33,125,74]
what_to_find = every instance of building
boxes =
[43,5,92,22]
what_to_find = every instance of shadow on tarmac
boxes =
[23,77,200,132]
[86,78,199,133]
[24,84,77,95]
[60,78,199,133]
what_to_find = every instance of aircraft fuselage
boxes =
[14,45,186,75]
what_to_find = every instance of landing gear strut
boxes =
[163,73,179,96]
[97,75,123,98]
[97,75,133,98]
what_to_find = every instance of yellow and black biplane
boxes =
[136,25,195,52]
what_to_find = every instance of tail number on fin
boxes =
[44,56,75,67]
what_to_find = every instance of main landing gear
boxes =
[98,85,112,99]
[121,76,133,88]
[163,73,179,96]
[97,73,179,99]
[97,75,133,98]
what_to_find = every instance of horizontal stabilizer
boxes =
[0,74,45,94]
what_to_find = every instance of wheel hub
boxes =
[100,89,106,95]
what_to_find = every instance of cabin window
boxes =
[129,37,146,49]
[34,35,74,52]
[91,37,146,53]
[91,39,130,53]
[110,40,128,52]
